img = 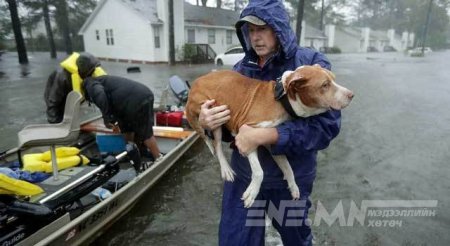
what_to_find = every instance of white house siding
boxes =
[152,24,166,62]
[156,0,168,62]
[83,0,155,62]
[402,32,415,50]
[333,29,361,53]
[156,0,185,61]
[213,28,239,54]
[216,28,240,54]
[304,38,326,49]
[174,0,185,61]
[185,26,239,55]
[293,21,327,50]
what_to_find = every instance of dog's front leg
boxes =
[212,127,235,181]
[272,155,300,200]
[241,151,264,208]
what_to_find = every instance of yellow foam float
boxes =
[0,174,44,196]
[40,147,80,162]
[22,147,90,173]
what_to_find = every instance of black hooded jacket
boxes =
[76,52,100,79]
[82,75,154,126]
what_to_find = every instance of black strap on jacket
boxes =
[274,77,299,119]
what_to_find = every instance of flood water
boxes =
[1,51,449,245]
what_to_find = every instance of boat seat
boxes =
[17,91,83,181]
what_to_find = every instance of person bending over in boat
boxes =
[76,53,162,161]
[44,52,106,123]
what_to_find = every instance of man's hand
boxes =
[235,124,279,156]
[107,122,121,133]
[199,99,230,130]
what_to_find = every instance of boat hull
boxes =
[14,132,198,246]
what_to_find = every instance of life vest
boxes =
[22,147,90,173]
[59,52,107,96]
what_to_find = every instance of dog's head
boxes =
[282,65,353,115]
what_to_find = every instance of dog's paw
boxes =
[241,185,260,208]
[289,184,300,200]
[221,166,235,182]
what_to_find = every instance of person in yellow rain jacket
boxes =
[44,52,106,123]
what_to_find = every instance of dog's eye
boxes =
[322,82,330,88]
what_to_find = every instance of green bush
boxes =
[330,46,341,53]
[182,44,196,62]
[319,46,341,54]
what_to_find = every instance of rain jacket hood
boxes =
[235,0,298,61]
[77,52,101,79]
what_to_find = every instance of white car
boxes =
[215,46,245,66]
[408,47,432,55]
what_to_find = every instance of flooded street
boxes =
[1,51,449,245]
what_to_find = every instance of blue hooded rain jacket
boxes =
[231,0,342,188]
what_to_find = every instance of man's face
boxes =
[248,23,278,59]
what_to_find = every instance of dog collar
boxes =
[274,77,299,119]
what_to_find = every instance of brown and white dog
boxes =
[186,65,353,207]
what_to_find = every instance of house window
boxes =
[106,29,110,45]
[109,29,114,45]
[226,30,232,44]
[106,29,114,45]
[187,29,195,43]
[208,29,215,44]
[95,30,100,40]
[154,26,160,48]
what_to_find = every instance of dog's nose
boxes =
[347,91,354,100]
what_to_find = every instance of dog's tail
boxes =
[185,102,216,156]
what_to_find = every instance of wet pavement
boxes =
[1,51,449,245]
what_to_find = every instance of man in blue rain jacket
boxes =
[199,0,341,245]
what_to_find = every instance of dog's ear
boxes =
[286,73,307,100]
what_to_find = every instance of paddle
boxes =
[80,124,193,139]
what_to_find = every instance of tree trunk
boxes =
[201,0,207,7]
[43,0,57,58]
[54,0,72,54]
[217,0,222,8]
[235,0,240,11]
[295,0,305,44]
[7,0,28,64]
[421,0,433,54]
[168,0,175,65]
[320,0,324,30]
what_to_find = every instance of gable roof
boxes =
[79,0,161,34]
[120,0,162,24]
[79,0,107,34]
[184,3,240,27]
